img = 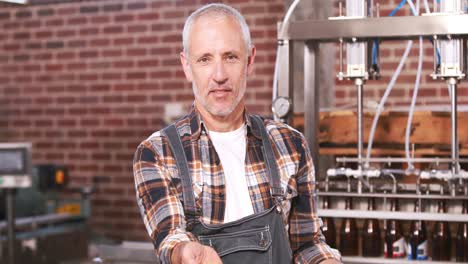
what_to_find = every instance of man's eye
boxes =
[226,54,238,61]
[197,57,210,63]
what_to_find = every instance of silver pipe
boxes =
[356,78,364,194]
[6,189,16,264]
[449,77,460,196]
[339,38,344,78]
[318,209,468,222]
[336,156,468,164]
[449,77,460,175]
[317,191,468,200]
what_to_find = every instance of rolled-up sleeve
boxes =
[133,138,197,264]
[289,135,341,264]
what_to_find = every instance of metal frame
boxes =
[287,15,468,41]
[283,14,468,178]
[280,13,468,237]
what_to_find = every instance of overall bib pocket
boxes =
[198,226,272,264]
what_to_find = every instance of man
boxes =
[134,3,341,264]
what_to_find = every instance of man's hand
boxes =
[171,241,222,264]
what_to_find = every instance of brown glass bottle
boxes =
[362,197,381,256]
[456,200,468,262]
[339,197,358,256]
[321,197,336,248]
[432,200,451,261]
[408,200,428,260]
[384,199,406,258]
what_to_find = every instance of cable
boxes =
[366,40,414,164]
[389,0,408,16]
[272,0,301,101]
[405,37,423,169]
[373,0,417,65]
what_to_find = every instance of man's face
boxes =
[180,15,255,118]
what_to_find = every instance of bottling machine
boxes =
[273,0,468,263]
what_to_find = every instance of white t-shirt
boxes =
[208,124,254,223]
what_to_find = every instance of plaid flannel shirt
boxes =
[133,107,340,264]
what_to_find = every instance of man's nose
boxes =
[213,60,228,84]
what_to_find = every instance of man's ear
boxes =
[246,45,256,76]
[180,52,193,82]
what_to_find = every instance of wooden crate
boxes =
[292,111,468,157]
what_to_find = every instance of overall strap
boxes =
[250,115,283,197]
[163,125,199,228]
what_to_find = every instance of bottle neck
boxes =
[367,197,375,211]
[345,197,353,210]
[413,200,420,213]
[391,199,399,211]
[323,197,330,209]
[437,200,446,213]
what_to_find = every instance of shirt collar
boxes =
[188,104,262,141]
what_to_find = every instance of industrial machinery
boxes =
[0,143,91,264]
[273,0,468,263]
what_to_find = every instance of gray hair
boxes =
[182,3,252,55]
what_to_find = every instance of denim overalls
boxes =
[164,115,293,264]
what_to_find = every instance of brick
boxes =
[161,34,181,43]
[150,47,171,55]
[16,10,32,19]
[57,119,76,127]
[23,64,41,72]
[137,59,159,67]
[151,23,172,31]
[103,95,123,103]
[103,3,123,12]
[162,10,185,19]
[127,95,147,103]
[46,19,64,27]
[113,37,134,46]
[56,51,76,60]
[57,6,77,16]
[137,12,160,21]
[103,25,124,34]
[80,27,99,36]
[24,20,42,28]
[14,32,30,40]
[79,50,98,58]
[0,12,10,20]
[3,43,20,51]
[57,29,76,38]
[127,24,148,33]
[13,54,30,61]
[91,16,110,24]
[113,60,134,68]
[126,72,146,79]
[80,6,99,14]
[38,8,54,17]
[114,14,134,22]
[68,17,87,25]
[46,41,64,49]
[127,2,146,10]
[102,73,123,80]
[113,84,134,91]
[127,48,147,56]
[35,31,52,39]
[3,22,20,30]
[102,49,122,57]
[137,36,159,44]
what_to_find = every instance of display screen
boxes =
[0,149,26,175]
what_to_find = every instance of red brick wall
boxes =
[2,0,466,243]
[334,1,468,107]
[0,0,284,241]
